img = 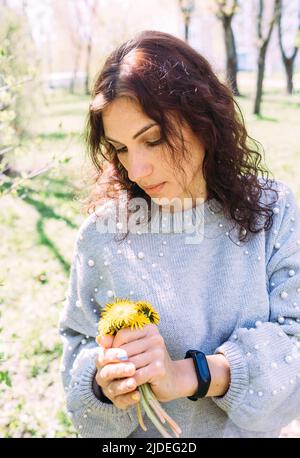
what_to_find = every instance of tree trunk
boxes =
[278,3,299,96]
[254,48,266,115]
[85,39,92,95]
[223,17,240,96]
[185,18,189,42]
[284,58,294,95]
[70,45,81,94]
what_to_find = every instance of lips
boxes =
[143,182,166,194]
[143,182,165,190]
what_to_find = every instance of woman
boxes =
[59,30,300,438]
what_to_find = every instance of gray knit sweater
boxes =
[58,179,300,438]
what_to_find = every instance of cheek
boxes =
[168,161,197,192]
[157,153,175,180]
[117,156,128,169]
[185,151,204,179]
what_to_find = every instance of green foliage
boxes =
[57,410,73,429]
[0,370,12,387]
[0,325,11,388]
[0,6,41,136]
[0,4,43,197]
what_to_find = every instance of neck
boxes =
[158,190,208,214]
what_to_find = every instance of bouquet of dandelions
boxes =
[96,298,182,438]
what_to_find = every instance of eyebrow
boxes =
[104,122,158,144]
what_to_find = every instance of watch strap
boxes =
[184,350,211,400]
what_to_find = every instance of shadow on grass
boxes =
[41,188,75,201]
[37,131,80,141]
[36,218,71,274]
[21,183,76,202]
[236,92,300,109]
[261,98,300,109]
[255,114,278,122]
[235,93,250,99]
[24,195,76,228]
[20,186,78,275]
[45,176,73,187]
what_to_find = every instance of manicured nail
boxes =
[118,355,129,361]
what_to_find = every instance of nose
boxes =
[127,155,153,184]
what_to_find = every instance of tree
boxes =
[254,0,280,115]
[84,0,99,95]
[66,0,84,94]
[178,0,195,42]
[0,4,39,178]
[54,0,100,95]
[214,0,240,96]
[278,0,300,95]
[0,3,50,196]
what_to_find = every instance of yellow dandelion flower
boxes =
[135,300,160,325]
[129,313,151,331]
[98,318,116,336]
[98,298,148,336]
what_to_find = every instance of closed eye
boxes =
[114,138,164,154]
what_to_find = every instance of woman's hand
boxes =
[94,344,141,410]
[96,324,179,404]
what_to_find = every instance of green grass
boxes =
[0,79,299,438]
[0,88,87,438]
[236,91,300,199]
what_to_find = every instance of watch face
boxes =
[195,352,211,385]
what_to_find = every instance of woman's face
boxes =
[102,96,207,210]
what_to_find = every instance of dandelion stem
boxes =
[148,399,166,424]
[136,401,147,431]
[139,388,172,438]
[140,385,165,423]
[143,384,182,437]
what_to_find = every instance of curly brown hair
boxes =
[83,29,279,243]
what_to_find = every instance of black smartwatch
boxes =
[184,350,211,400]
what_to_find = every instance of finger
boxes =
[112,323,157,349]
[95,346,105,370]
[127,348,152,370]
[97,361,136,388]
[114,390,141,410]
[96,348,128,369]
[103,347,129,364]
[96,334,114,348]
[134,359,165,386]
[96,346,130,370]
[106,374,137,397]
[115,335,160,362]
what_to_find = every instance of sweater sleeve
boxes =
[58,224,140,438]
[211,182,300,432]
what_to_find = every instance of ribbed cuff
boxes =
[211,341,249,413]
[92,374,113,404]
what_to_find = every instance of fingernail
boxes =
[114,348,128,360]
[118,355,128,361]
